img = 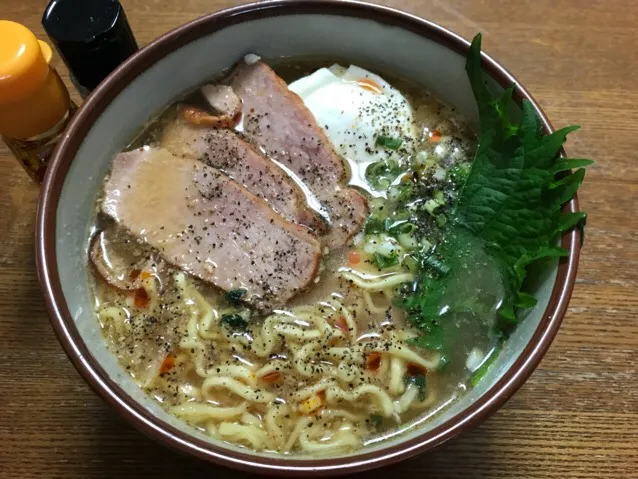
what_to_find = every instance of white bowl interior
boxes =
[55,12,557,459]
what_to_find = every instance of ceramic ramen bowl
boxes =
[36,0,581,475]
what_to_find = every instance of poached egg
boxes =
[289,65,418,194]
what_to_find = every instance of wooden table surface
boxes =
[1,1,637,478]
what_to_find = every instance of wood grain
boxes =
[1,0,636,478]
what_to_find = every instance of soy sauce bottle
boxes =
[42,0,139,99]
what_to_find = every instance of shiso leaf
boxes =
[402,33,592,361]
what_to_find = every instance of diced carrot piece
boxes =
[160,353,175,374]
[298,394,325,415]
[347,251,361,266]
[259,371,281,384]
[133,287,150,308]
[365,352,382,372]
[429,129,442,142]
[357,78,382,94]
[139,271,153,280]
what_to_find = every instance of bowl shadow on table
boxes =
[93,407,506,479]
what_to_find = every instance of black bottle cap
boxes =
[42,0,138,97]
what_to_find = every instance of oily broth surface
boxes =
[90,59,485,454]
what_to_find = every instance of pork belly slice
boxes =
[90,226,164,291]
[226,61,369,248]
[160,117,325,232]
[102,147,321,310]
[201,84,242,118]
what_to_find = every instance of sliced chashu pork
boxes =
[160,116,325,231]
[201,84,242,117]
[226,61,369,248]
[101,147,321,310]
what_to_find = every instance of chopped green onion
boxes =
[365,160,402,190]
[424,199,443,215]
[420,239,433,251]
[415,150,429,165]
[375,135,403,150]
[388,220,417,235]
[403,254,419,272]
[423,255,450,275]
[364,216,386,235]
[398,233,418,249]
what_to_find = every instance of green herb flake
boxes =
[369,415,383,428]
[221,313,248,330]
[374,252,399,270]
[375,135,403,150]
[404,374,427,401]
[225,289,247,304]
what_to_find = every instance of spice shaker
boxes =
[0,21,77,182]
[42,0,139,98]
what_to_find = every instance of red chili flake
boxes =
[134,288,150,308]
[160,354,175,374]
[259,371,281,384]
[334,316,349,334]
[406,362,427,376]
[128,269,141,281]
[365,352,382,372]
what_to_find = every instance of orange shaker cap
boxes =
[0,20,52,104]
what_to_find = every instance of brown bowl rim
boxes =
[36,0,581,475]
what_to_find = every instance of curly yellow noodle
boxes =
[318,408,366,422]
[217,422,268,450]
[338,269,415,291]
[202,376,276,403]
[290,380,334,402]
[206,364,258,387]
[299,428,360,454]
[265,404,292,451]
[395,383,420,413]
[97,306,130,336]
[325,384,395,417]
[388,356,407,396]
[376,353,391,378]
[106,270,443,454]
[362,290,389,315]
[170,402,246,421]
[409,385,438,410]
[283,417,312,453]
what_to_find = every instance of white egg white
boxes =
[289,65,418,195]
